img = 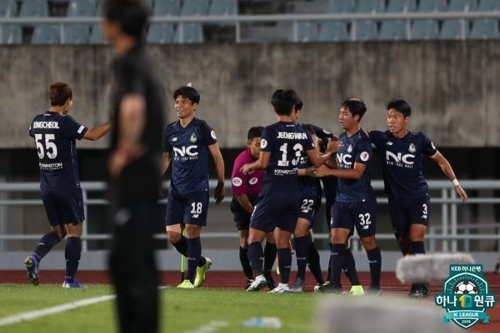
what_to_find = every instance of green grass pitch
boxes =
[0,285,318,332]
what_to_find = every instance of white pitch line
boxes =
[0,295,115,327]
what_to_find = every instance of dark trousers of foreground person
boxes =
[108,159,161,333]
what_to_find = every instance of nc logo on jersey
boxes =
[337,153,352,166]
[435,264,496,330]
[173,145,198,157]
[386,151,415,165]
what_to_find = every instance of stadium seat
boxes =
[411,20,439,40]
[208,0,237,15]
[439,20,469,39]
[379,20,407,40]
[153,0,180,16]
[355,0,384,13]
[0,25,22,44]
[353,20,378,41]
[386,0,417,12]
[448,0,478,11]
[469,19,499,39]
[67,0,96,17]
[478,0,500,11]
[418,0,447,12]
[61,24,90,44]
[89,23,105,44]
[146,23,175,43]
[291,21,318,42]
[20,0,49,17]
[327,0,354,13]
[180,0,209,16]
[0,0,16,17]
[174,23,204,43]
[31,24,60,44]
[318,21,349,41]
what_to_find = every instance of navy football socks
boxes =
[277,248,292,284]
[343,248,361,285]
[411,241,425,255]
[329,244,347,285]
[263,242,277,277]
[186,237,202,283]
[239,246,253,279]
[65,237,81,282]
[294,236,309,281]
[307,242,324,284]
[247,242,264,276]
[33,231,61,262]
[172,235,206,268]
[366,246,382,289]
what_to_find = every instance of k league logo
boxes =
[435,264,497,330]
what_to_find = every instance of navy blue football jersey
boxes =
[29,111,88,190]
[336,130,374,202]
[164,118,217,195]
[260,121,315,191]
[369,130,437,199]
[297,124,323,194]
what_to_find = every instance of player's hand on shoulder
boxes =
[214,182,225,205]
[456,185,468,202]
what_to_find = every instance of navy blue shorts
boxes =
[388,195,431,238]
[250,190,299,233]
[165,191,209,226]
[41,188,85,226]
[331,197,377,238]
[297,192,321,227]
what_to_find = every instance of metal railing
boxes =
[0,180,499,252]
[1,11,499,43]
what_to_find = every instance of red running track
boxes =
[1,270,499,332]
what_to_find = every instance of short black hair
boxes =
[271,89,300,115]
[387,99,411,117]
[295,97,303,111]
[49,82,72,106]
[247,126,264,141]
[103,0,150,38]
[173,86,200,104]
[341,98,367,121]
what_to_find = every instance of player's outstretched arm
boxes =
[208,143,225,204]
[315,163,366,179]
[83,119,113,141]
[306,139,342,167]
[430,151,468,202]
[240,151,271,174]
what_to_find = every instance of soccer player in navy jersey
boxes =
[25,82,112,288]
[368,99,468,297]
[317,99,381,295]
[161,85,225,289]
[230,126,277,289]
[243,89,339,293]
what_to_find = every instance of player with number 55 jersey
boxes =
[25,82,112,288]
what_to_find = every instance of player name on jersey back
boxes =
[277,132,308,140]
[32,121,60,129]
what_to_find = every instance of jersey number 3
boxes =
[35,134,58,159]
